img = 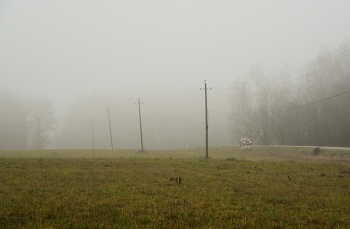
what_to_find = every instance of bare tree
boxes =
[231,41,350,147]
[250,66,273,145]
[26,98,58,149]
[230,80,253,144]
[299,42,350,147]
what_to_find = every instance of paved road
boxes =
[272,145,350,151]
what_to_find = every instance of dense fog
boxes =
[56,89,231,150]
[231,43,350,147]
[1,1,350,150]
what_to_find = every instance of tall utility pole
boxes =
[92,119,95,149]
[137,98,144,151]
[204,81,209,159]
[107,106,114,150]
[201,80,211,159]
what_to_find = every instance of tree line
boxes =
[2,42,349,150]
[230,41,350,147]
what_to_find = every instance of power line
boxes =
[209,109,230,114]
[211,87,232,91]
[155,90,204,108]
[157,111,204,122]
[260,56,350,90]
[271,89,350,114]
[212,44,350,90]
[211,81,232,85]
[156,82,203,104]
[253,56,350,90]
[254,44,350,85]
[153,84,205,122]
[293,57,350,84]
[233,56,350,92]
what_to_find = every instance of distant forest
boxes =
[230,41,350,147]
[1,41,350,150]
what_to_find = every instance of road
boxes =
[271,145,350,151]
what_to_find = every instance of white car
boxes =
[240,138,252,146]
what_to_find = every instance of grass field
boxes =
[1,146,350,228]
[1,145,349,161]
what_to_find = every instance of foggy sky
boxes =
[1,1,350,148]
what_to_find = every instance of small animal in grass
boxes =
[170,176,182,184]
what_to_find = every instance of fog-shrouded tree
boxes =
[231,40,350,147]
[269,84,291,145]
[26,98,59,149]
[250,66,273,145]
[283,92,305,146]
[297,44,349,146]
[0,92,27,150]
[266,66,299,145]
[230,80,253,144]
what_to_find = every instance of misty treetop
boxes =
[230,41,350,147]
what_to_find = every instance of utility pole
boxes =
[136,98,144,151]
[107,106,114,150]
[92,119,95,149]
[201,80,211,159]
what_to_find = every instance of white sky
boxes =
[1,1,350,146]
[1,1,350,108]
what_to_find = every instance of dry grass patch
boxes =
[0,157,350,228]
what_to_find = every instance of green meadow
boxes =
[1,146,350,228]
